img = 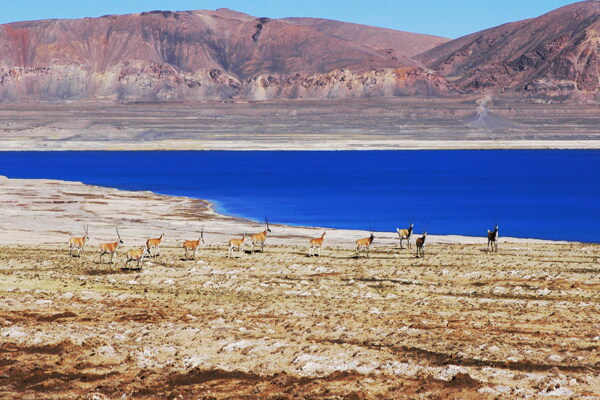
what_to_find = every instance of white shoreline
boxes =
[2,139,600,151]
[0,176,577,247]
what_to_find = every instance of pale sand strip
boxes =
[0,176,568,247]
[1,139,600,151]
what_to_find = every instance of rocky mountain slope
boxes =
[417,1,600,100]
[0,9,447,102]
[283,17,449,58]
[0,3,597,103]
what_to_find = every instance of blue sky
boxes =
[2,0,579,38]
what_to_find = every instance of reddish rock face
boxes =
[417,1,600,100]
[0,9,448,102]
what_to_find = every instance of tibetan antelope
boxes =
[309,232,326,257]
[98,227,123,264]
[125,246,148,269]
[228,234,247,258]
[146,232,165,257]
[251,217,272,254]
[487,225,499,253]
[183,227,205,260]
[396,223,414,249]
[69,224,89,257]
[416,232,427,258]
[355,233,374,258]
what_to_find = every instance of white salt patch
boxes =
[436,365,466,381]
[537,288,552,296]
[2,326,27,339]
[183,355,210,369]
[97,345,116,357]
[127,280,139,285]
[163,279,175,285]
[35,299,53,306]
[222,340,256,352]
[548,354,563,363]
[538,387,574,397]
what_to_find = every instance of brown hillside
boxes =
[418,1,600,100]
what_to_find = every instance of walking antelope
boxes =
[125,246,148,269]
[98,227,123,264]
[251,217,272,254]
[183,227,205,260]
[69,224,89,257]
[396,223,414,249]
[416,232,427,258]
[355,233,374,258]
[146,233,165,257]
[487,225,499,253]
[309,232,326,257]
[228,234,247,258]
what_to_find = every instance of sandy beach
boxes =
[1,177,599,399]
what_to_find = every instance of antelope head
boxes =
[266,216,272,233]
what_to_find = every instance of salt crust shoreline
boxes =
[1,139,600,151]
[0,176,572,246]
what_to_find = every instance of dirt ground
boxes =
[0,98,599,150]
[1,241,599,399]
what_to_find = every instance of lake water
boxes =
[0,150,598,242]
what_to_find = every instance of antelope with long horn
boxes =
[487,225,499,253]
[251,217,272,254]
[146,232,165,257]
[125,246,148,269]
[98,227,124,264]
[355,233,374,258]
[69,224,89,257]
[183,227,205,260]
[396,223,414,249]
[228,234,247,258]
[416,232,427,258]
[309,232,326,257]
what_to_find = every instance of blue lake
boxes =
[0,150,598,242]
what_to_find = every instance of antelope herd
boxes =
[68,222,501,267]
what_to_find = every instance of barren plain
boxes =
[1,177,599,399]
[0,97,599,151]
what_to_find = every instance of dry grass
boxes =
[1,242,599,399]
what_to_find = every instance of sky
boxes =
[0,0,580,38]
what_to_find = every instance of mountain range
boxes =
[0,1,597,102]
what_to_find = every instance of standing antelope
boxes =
[487,225,499,253]
[396,223,414,249]
[98,227,123,264]
[416,232,427,258]
[228,234,247,258]
[146,233,165,257]
[309,232,326,257]
[355,233,374,258]
[251,217,272,254]
[183,227,205,260]
[69,224,89,257]
[125,246,148,269]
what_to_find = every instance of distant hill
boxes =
[417,1,600,100]
[0,3,597,103]
[0,9,447,102]
[282,17,449,58]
